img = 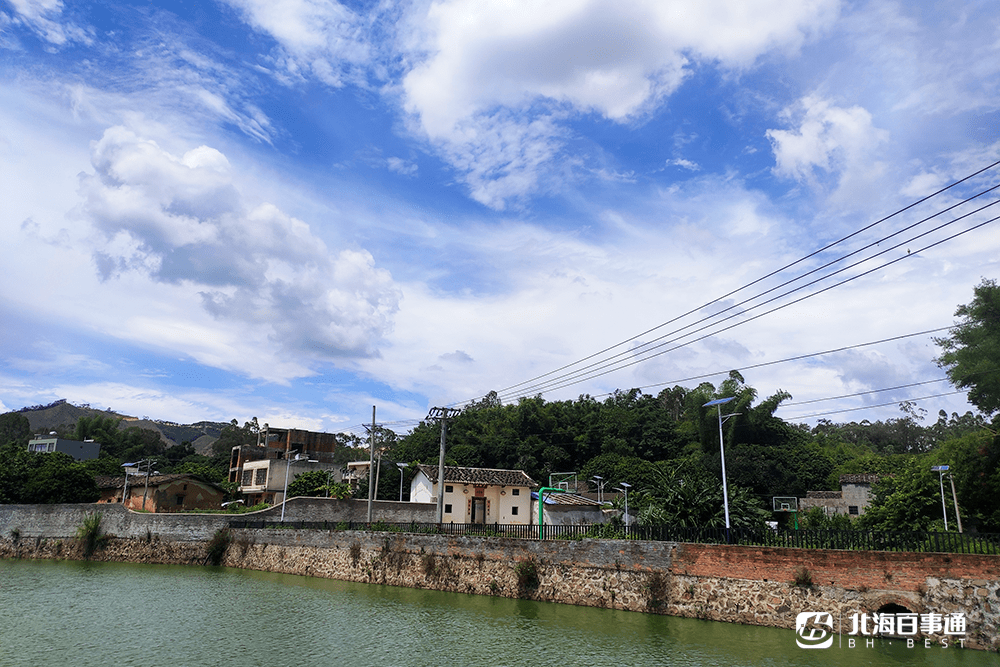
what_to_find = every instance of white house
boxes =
[409,465,536,524]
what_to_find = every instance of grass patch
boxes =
[514,558,540,592]
[205,528,233,566]
[76,513,109,559]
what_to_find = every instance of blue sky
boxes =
[2,0,999,436]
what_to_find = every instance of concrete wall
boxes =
[2,503,998,650]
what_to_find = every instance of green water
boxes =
[0,559,991,667]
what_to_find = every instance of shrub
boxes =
[349,542,362,566]
[793,566,813,588]
[422,552,438,577]
[76,513,109,559]
[514,558,540,591]
[205,528,233,566]
[645,571,669,609]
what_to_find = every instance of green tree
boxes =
[0,412,31,447]
[935,278,1000,415]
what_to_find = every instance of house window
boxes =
[255,468,267,485]
[849,506,859,515]
[512,488,519,496]
[511,506,519,516]
[444,504,453,514]
[176,495,185,506]
[242,470,252,486]
[445,485,453,493]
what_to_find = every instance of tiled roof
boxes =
[531,491,603,506]
[806,490,842,499]
[840,474,880,485]
[416,465,537,487]
[95,473,218,490]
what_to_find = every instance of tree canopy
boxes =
[935,278,1000,415]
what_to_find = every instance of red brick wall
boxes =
[671,543,1000,591]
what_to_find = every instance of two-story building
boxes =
[27,435,100,461]
[409,465,536,524]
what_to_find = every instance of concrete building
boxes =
[798,474,880,518]
[27,436,100,461]
[228,425,343,485]
[409,465,536,524]
[238,457,331,506]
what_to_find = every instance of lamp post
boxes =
[591,475,605,504]
[616,482,631,535]
[280,452,316,522]
[931,465,950,531]
[704,397,739,531]
[396,462,408,502]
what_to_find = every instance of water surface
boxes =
[0,559,989,667]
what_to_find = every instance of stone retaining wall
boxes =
[1,503,997,651]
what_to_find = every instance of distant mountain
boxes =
[15,400,227,455]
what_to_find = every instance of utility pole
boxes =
[366,406,376,523]
[426,407,462,524]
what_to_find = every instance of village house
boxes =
[530,490,609,526]
[96,473,226,512]
[409,465,536,524]
[797,474,880,518]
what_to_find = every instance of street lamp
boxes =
[591,475,605,504]
[931,465,950,531]
[280,452,317,522]
[396,462,408,502]
[616,482,632,534]
[704,397,740,531]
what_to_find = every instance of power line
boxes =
[782,390,968,421]
[777,378,951,407]
[494,209,1000,401]
[482,160,1000,403]
[588,326,954,397]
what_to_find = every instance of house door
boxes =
[471,497,486,524]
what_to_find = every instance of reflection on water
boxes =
[0,559,990,667]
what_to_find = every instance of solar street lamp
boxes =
[931,465,950,531]
[591,475,605,504]
[281,452,317,522]
[396,462,408,502]
[704,397,740,531]
[616,482,632,535]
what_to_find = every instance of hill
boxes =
[15,400,226,455]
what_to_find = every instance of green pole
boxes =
[537,486,565,540]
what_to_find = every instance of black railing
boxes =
[225,518,1000,554]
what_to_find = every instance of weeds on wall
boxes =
[421,552,438,577]
[77,513,109,559]
[792,566,814,588]
[9,527,20,542]
[645,571,670,610]
[205,528,233,566]
[348,542,362,567]
[514,558,540,592]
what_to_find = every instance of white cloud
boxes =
[399,0,840,207]
[766,94,889,203]
[4,0,91,47]
[78,126,401,366]
[221,0,370,86]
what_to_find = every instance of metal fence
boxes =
[225,518,1000,554]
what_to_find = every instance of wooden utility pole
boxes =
[366,406,376,523]
[425,407,462,523]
